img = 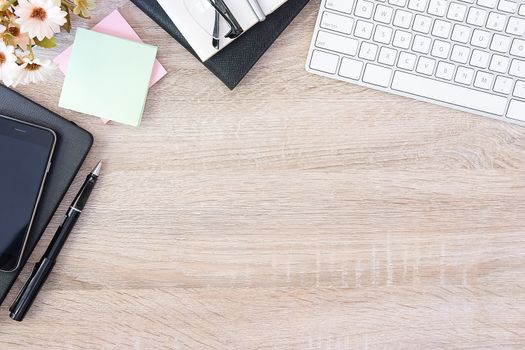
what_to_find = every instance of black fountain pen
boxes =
[10,161,102,322]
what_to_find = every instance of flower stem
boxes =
[27,41,34,60]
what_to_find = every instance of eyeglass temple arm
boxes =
[207,0,244,39]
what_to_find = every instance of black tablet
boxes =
[0,115,56,272]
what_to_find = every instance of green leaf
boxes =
[0,0,17,11]
[61,4,71,33]
[34,37,57,49]
[2,33,17,47]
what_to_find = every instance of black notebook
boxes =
[0,86,93,306]
[131,0,310,90]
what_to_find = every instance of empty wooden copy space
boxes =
[0,0,524,349]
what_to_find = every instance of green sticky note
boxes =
[59,28,157,127]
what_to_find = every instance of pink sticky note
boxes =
[54,10,167,123]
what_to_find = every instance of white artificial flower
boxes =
[5,24,32,49]
[14,0,67,41]
[0,24,5,34]
[0,43,19,87]
[14,58,55,86]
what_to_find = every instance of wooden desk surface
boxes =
[1,1,524,348]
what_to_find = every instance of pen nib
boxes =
[92,161,102,176]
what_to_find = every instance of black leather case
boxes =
[0,86,93,306]
[130,0,310,90]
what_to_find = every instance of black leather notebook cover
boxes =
[130,0,310,90]
[0,86,93,306]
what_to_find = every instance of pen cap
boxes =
[9,258,55,321]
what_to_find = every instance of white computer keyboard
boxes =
[306,0,525,126]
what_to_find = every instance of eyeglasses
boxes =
[184,0,244,45]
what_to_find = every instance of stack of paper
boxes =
[55,10,166,90]
[157,0,288,62]
[58,11,166,127]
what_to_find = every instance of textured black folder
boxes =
[0,86,93,306]
[131,0,310,90]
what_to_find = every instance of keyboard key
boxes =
[436,61,455,80]
[374,5,394,23]
[506,17,525,36]
[391,71,507,115]
[358,42,379,60]
[451,24,472,43]
[489,54,510,73]
[362,63,393,86]
[513,80,525,98]
[373,25,393,44]
[455,66,475,84]
[493,75,513,93]
[477,0,497,8]
[507,100,525,121]
[474,71,494,89]
[431,40,451,58]
[398,51,417,70]
[432,19,452,38]
[510,38,525,57]
[355,0,374,18]
[447,3,468,21]
[326,0,355,13]
[339,57,364,79]
[309,50,339,74]
[378,47,398,65]
[490,34,511,52]
[388,0,407,6]
[509,59,525,78]
[316,31,359,56]
[471,29,491,48]
[497,0,517,13]
[520,4,525,16]
[393,30,413,49]
[470,49,490,68]
[428,0,448,16]
[354,20,374,39]
[321,12,354,35]
[451,45,470,63]
[393,9,413,29]
[412,14,432,33]
[416,56,436,75]
[408,0,428,12]
[466,7,488,26]
[412,34,432,53]
[486,12,507,31]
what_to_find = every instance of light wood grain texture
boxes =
[1,0,525,349]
